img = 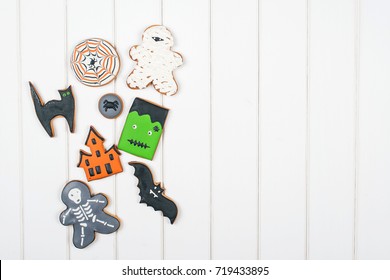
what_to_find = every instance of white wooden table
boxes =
[1,0,389,260]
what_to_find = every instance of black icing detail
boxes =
[96,151,101,157]
[29,82,75,137]
[95,166,101,174]
[105,163,112,174]
[88,168,95,177]
[152,36,164,42]
[128,162,178,224]
[153,126,160,132]
[88,58,97,69]
[128,139,150,149]
[85,160,90,166]
[92,138,96,144]
[129,98,169,128]
[109,154,114,160]
[103,100,119,111]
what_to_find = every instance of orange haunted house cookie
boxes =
[78,126,123,181]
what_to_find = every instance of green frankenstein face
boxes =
[118,98,168,160]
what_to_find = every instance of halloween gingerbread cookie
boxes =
[126,25,183,96]
[118,98,168,160]
[129,162,178,224]
[71,38,120,87]
[29,82,75,137]
[98,93,123,119]
[59,180,120,249]
[78,126,123,181]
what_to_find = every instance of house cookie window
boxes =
[88,168,95,177]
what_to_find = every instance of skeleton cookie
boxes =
[126,25,183,96]
[59,181,120,249]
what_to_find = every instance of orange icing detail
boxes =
[78,126,123,181]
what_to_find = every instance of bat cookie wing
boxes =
[129,162,178,224]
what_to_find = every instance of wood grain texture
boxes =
[67,0,116,259]
[0,0,22,260]
[163,0,211,260]
[115,0,164,260]
[308,0,356,259]
[1,0,390,260]
[20,0,68,259]
[357,0,390,259]
[211,0,259,260]
[259,0,307,260]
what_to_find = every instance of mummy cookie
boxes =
[78,126,123,181]
[129,162,178,224]
[118,98,168,160]
[59,180,120,249]
[29,82,75,137]
[126,25,183,96]
[71,38,120,87]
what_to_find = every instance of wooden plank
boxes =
[115,0,164,260]
[211,0,258,259]
[67,0,116,259]
[0,0,22,260]
[308,0,356,259]
[259,0,307,260]
[357,0,390,259]
[162,0,211,259]
[20,0,68,259]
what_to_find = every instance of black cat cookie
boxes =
[29,82,75,137]
[129,162,178,224]
[59,180,120,249]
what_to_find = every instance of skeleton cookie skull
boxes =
[59,181,120,249]
[126,25,183,96]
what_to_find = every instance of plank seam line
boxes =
[209,0,213,261]
[257,0,262,261]
[17,0,25,260]
[64,0,71,261]
[353,0,360,260]
[305,0,311,260]
[161,0,165,261]
[113,0,118,260]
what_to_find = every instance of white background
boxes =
[0,0,389,260]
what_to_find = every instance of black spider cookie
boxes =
[98,93,123,119]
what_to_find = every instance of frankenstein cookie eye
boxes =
[148,131,152,136]
[132,124,137,129]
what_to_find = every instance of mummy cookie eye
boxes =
[148,131,152,136]
[152,36,164,42]
[132,124,137,129]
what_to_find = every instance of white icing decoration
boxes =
[126,25,183,96]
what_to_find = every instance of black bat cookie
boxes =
[29,82,75,137]
[129,162,178,224]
